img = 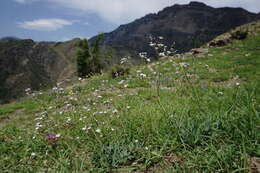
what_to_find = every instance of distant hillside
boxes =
[0,37,21,42]
[0,38,79,103]
[92,1,260,59]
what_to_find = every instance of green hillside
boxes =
[0,21,259,172]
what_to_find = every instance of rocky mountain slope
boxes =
[0,39,79,103]
[95,1,260,58]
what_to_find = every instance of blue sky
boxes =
[1,0,259,41]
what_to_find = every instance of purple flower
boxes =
[46,133,59,147]
[47,133,57,139]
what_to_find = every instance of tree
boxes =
[91,33,104,74]
[77,39,91,77]
[76,33,105,77]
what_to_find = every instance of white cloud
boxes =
[48,0,174,24]
[18,18,73,31]
[14,0,38,4]
[14,0,26,3]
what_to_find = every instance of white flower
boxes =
[25,88,31,92]
[140,73,147,78]
[95,128,101,133]
[218,92,224,95]
[158,36,164,40]
[56,134,61,138]
[82,126,87,131]
[149,43,156,47]
[118,80,125,84]
[31,152,36,156]
[111,128,115,131]
[159,52,165,57]
[52,87,58,91]
[112,109,118,114]
[236,82,240,86]
[66,117,71,122]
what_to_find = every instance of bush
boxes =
[110,65,130,78]
[231,30,248,40]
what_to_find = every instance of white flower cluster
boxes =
[120,56,131,65]
[148,35,177,58]
[139,52,151,63]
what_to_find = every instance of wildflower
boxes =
[236,82,240,86]
[46,133,59,147]
[159,52,165,57]
[145,58,151,63]
[180,62,190,68]
[149,42,156,47]
[158,36,164,40]
[66,117,71,123]
[135,140,139,143]
[118,80,125,84]
[95,128,101,133]
[82,126,87,131]
[25,88,31,92]
[35,122,42,130]
[218,92,224,95]
[140,73,147,78]
[35,117,43,121]
[56,134,61,138]
[111,128,115,131]
[112,109,118,114]
[52,87,58,91]
[31,152,36,157]
[47,133,57,139]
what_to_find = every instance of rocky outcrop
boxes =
[92,1,260,59]
[0,39,79,103]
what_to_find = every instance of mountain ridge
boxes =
[92,1,260,59]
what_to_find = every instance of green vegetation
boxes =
[0,22,259,172]
[76,33,105,77]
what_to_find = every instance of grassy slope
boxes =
[0,22,259,173]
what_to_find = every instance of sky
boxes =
[0,0,259,41]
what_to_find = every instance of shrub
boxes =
[110,65,130,78]
[231,30,248,40]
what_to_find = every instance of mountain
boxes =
[0,38,79,103]
[0,36,21,42]
[93,1,260,59]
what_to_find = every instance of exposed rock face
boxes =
[94,1,260,59]
[0,39,79,103]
